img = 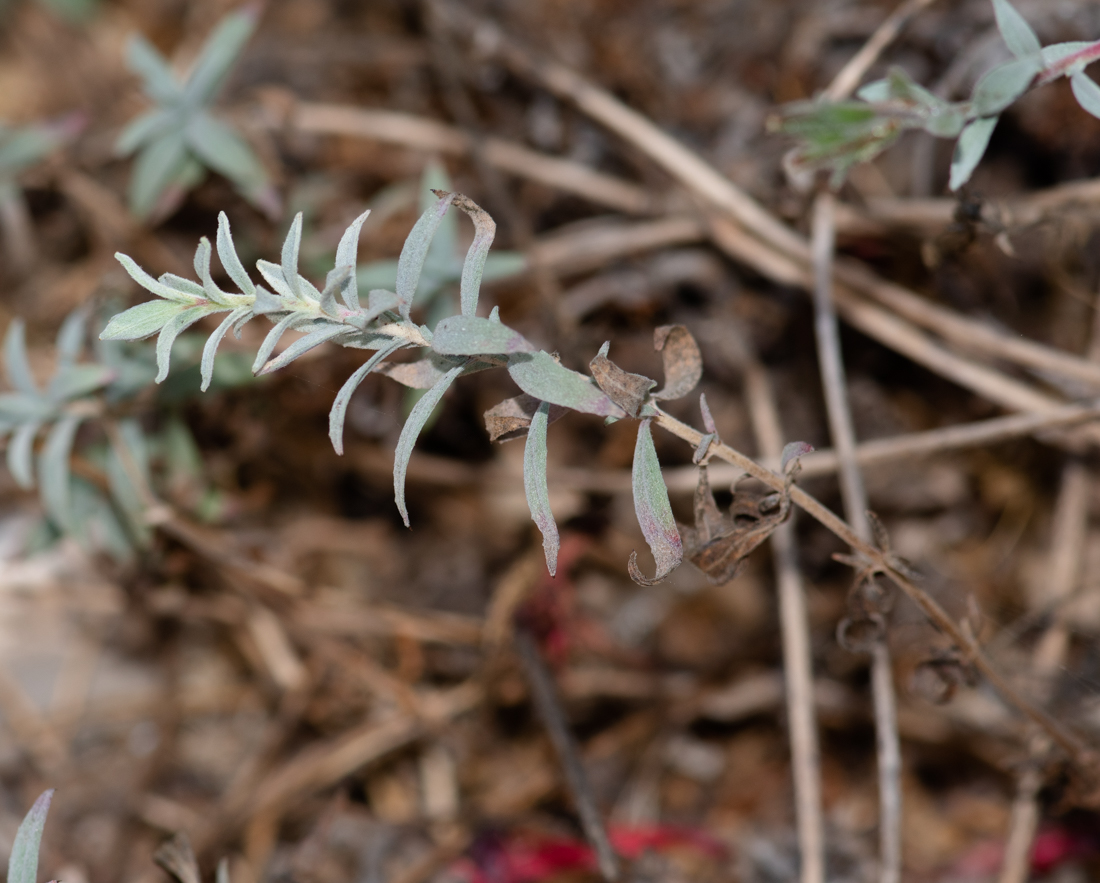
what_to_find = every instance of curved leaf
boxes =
[193,237,234,306]
[115,253,200,305]
[432,315,534,356]
[129,131,190,219]
[451,193,496,317]
[971,58,1039,117]
[251,312,305,374]
[7,422,40,489]
[524,400,559,575]
[628,418,682,586]
[396,193,456,319]
[216,211,256,296]
[183,7,257,107]
[39,414,82,530]
[992,0,1041,61]
[394,363,463,526]
[259,323,351,375]
[185,113,270,201]
[589,342,656,418]
[125,35,180,104]
[652,325,702,400]
[8,790,53,883]
[48,365,115,401]
[156,305,222,382]
[329,337,406,454]
[949,116,998,190]
[279,212,305,302]
[116,108,174,157]
[507,351,624,418]
[201,306,252,391]
[1071,71,1100,119]
[334,209,372,310]
[4,320,38,395]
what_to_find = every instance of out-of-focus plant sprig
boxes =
[776,0,1100,190]
[116,5,278,221]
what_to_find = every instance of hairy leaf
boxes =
[115,253,199,305]
[524,400,559,575]
[448,192,496,317]
[193,237,234,306]
[251,312,307,374]
[8,790,53,883]
[256,259,295,301]
[329,338,406,455]
[259,323,350,375]
[652,325,702,400]
[1071,71,1100,119]
[100,300,188,341]
[508,351,624,418]
[48,365,115,401]
[201,306,252,391]
[432,315,535,356]
[279,212,305,302]
[949,116,998,190]
[971,58,1039,117]
[156,305,221,382]
[394,363,464,526]
[216,211,256,296]
[992,0,1041,61]
[628,418,682,585]
[590,341,656,417]
[183,6,257,107]
[4,320,38,395]
[396,193,456,319]
[39,414,82,530]
[334,209,372,310]
[7,422,40,489]
[1041,41,1094,71]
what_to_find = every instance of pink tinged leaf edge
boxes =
[781,441,815,473]
[523,400,559,575]
[628,418,683,586]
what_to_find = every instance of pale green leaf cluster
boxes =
[779,0,1100,191]
[116,7,277,219]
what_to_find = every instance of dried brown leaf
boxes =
[484,394,567,442]
[589,341,656,417]
[652,325,702,401]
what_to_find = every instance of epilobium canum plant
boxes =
[778,0,1100,190]
[116,6,277,220]
[102,190,750,584]
[8,790,53,883]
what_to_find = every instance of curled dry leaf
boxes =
[681,465,791,585]
[590,341,656,418]
[652,325,702,400]
[484,393,568,442]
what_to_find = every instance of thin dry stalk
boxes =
[812,193,901,883]
[742,355,825,883]
[515,628,621,882]
[650,406,1095,772]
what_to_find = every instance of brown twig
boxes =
[515,628,620,882]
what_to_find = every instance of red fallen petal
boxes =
[1031,827,1080,874]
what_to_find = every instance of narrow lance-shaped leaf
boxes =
[193,237,233,306]
[524,400,559,575]
[395,193,456,319]
[8,790,53,883]
[100,300,188,342]
[507,351,625,418]
[449,192,496,317]
[628,418,683,586]
[1071,71,1100,119]
[394,363,464,526]
[125,35,180,104]
[186,114,272,209]
[201,306,252,391]
[183,6,257,106]
[115,253,200,305]
[129,131,191,219]
[949,116,998,191]
[156,305,222,383]
[216,211,256,296]
[334,209,371,310]
[7,422,40,489]
[280,212,305,301]
[432,315,534,356]
[39,414,82,531]
[970,58,1039,117]
[4,320,38,395]
[251,312,305,375]
[259,323,350,376]
[329,338,406,455]
[55,310,87,369]
[992,0,1041,61]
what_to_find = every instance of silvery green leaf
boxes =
[949,116,998,190]
[1041,42,1093,71]
[432,315,534,355]
[8,790,53,883]
[252,285,285,315]
[116,254,199,304]
[628,418,683,586]
[259,323,350,375]
[39,414,82,531]
[106,418,151,543]
[394,363,463,526]
[129,130,190,219]
[781,440,815,473]
[217,858,230,883]
[55,310,87,369]
[856,79,890,102]
[125,35,181,104]
[201,306,252,391]
[1071,71,1100,119]
[329,337,406,454]
[48,364,115,401]
[481,251,527,282]
[256,260,295,300]
[523,400,558,575]
[319,266,352,317]
[116,108,175,157]
[334,209,372,310]
[7,422,40,489]
[158,274,207,301]
[185,113,270,202]
[278,212,305,301]
[216,212,256,296]
[0,394,55,422]
[992,0,1041,61]
[396,193,456,319]
[4,320,38,395]
[507,352,625,418]
[420,161,457,259]
[885,67,940,109]
[156,305,222,382]
[925,104,967,138]
[183,7,257,107]
[345,289,400,330]
[489,306,500,322]
[971,58,1039,116]
[251,312,307,374]
[100,299,188,341]
[451,194,497,317]
[193,237,234,306]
